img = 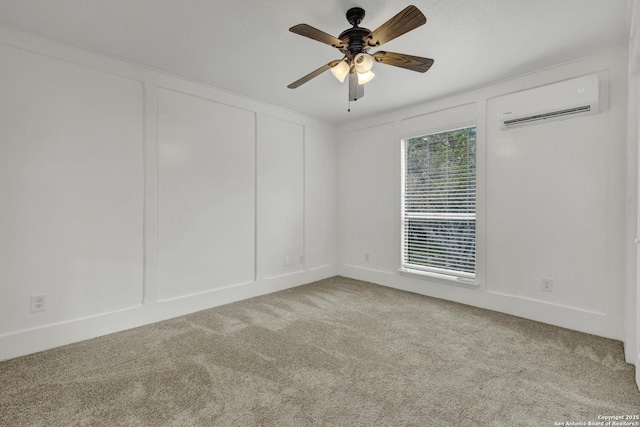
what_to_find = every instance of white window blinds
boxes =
[401,126,477,278]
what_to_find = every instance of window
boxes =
[401,126,477,279]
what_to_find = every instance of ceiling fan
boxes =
[287,5,434,105]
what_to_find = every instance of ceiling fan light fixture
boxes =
[330,60,350,83]
[354,53,374,73]
[357,70,375,85]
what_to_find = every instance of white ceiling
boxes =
[0,0,630,125]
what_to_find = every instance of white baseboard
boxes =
[629,349,640,390]
[0,266,336,361]
[636,351,640,390]
[338,265,624,342]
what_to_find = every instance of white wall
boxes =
[0,42,145,335]
[157,88,256,300]
[304,126,338,271]
[338,49,629,342]
[258,117,305,279]
[0,25,337,360]
[630,70,640,386]
[339,123,398,272]
[628,0,640,388]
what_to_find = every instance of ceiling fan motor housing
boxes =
[339,27,371,56]
[339,7,373,57]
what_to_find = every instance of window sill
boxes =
[398,268,479,289]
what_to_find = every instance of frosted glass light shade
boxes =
[354,53,374,73]
[357,70,375,85]
[330,60,350,83]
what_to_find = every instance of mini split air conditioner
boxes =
[497,74,600,130]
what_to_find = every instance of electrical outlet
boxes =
[299,254,304,264]
[30,295,46,312]
[541,278,553,292]
[364,252,370,262]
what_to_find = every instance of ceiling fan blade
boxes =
[369,5,426,47]
[288,60,342,89]
[373,51,434,73]
[349,70,364,101]
[289,24,346,48]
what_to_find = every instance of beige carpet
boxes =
[1,276,638,426]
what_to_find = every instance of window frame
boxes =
[399,122,479,286]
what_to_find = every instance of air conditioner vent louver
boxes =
[497,74,599,130]
[503,105,591,128]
